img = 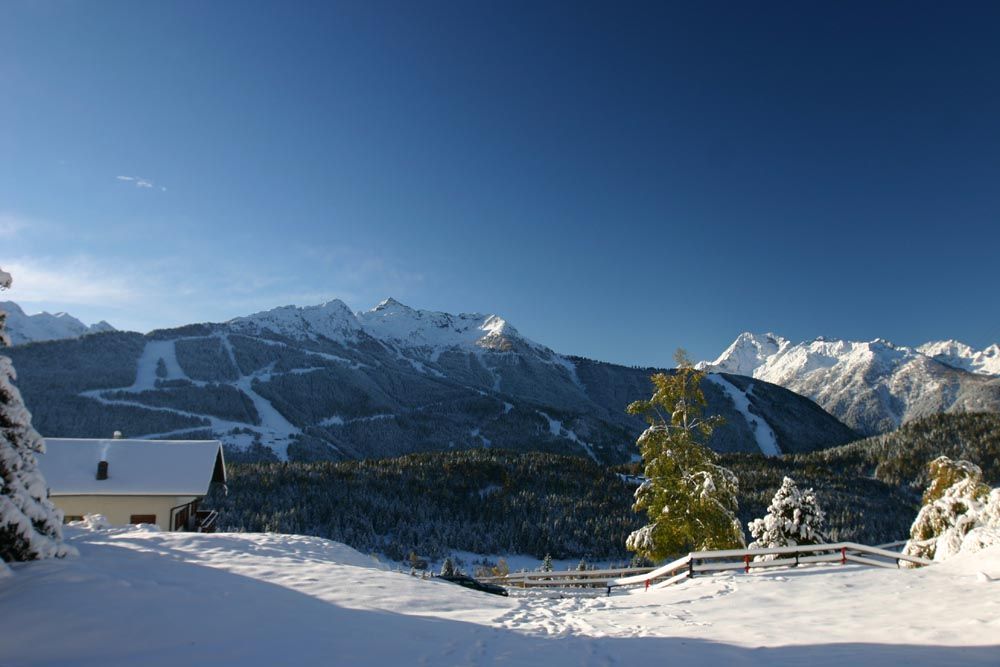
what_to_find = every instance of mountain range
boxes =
[0,301,115,346]
[699,332,1000,435]
[5,299,856,463]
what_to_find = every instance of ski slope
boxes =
[706,374,782,456]
[1,527,997,666]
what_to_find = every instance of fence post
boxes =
[841,546,847,565]
[688,558,695,579]
[744,554,750,574]
[644,579,650,591]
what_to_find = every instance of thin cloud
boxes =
[116,175,162,191]
[1,245,426,334]
[2,257,139,306]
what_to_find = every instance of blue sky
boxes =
[2,1,998,366]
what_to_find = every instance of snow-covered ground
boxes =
[2,528,998,666]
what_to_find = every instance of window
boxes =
[129,514,156,525]
[173,504,191,531]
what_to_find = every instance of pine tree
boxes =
[903,456,1000,564]
[440,556,455,577]
[541,553,553,572]
[0,267,73,562]
[748,476,827,558]
[625,350,745,562]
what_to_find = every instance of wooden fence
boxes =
[480,565,656,588]
[480,542,932,593]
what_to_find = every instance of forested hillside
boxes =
[205,413,1000,562]
[207,450,639,561]
[726,412,1000,547]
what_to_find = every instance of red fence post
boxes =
[645,579,650,591]
[841,546,847,565]
[744,554,750,574]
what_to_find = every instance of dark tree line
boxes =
[206,450,642,561]
[206,412,1000,562]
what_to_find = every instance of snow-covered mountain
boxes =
[7,299,856,462]
[358,298,535,354]
[228,299,363,343]
[0,300,115,346]
[700,333,1000,435]
[917,340,1000,376]
[696,332,791,376]
[230,297,543,355]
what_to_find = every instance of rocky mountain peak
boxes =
[0,300,117,346]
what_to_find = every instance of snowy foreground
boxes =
[2,528,999,667]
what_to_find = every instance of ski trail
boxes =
[536,411,599,462]
[79,334,303,459]
[220,334,301,459]
[706,374,781,457]
[129,339,187,391]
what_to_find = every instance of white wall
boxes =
[52,495,199,531]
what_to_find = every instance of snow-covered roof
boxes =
[39,438,226,496]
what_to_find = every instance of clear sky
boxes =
[2,1,998,366]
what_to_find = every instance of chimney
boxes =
[96,460,109,480]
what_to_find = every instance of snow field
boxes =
[1,528,998,666]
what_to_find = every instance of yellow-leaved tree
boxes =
[626,350,745,562]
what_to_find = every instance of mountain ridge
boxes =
[6,299,857,463]
[700,332,1000,435]
[0,301,115,346]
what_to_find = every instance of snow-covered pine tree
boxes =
[625,350,745,562]
[440,556,455,577]
[0,266,73,562]
[903,456,1000,564]
[747,476,827,558]
[541,554,553,572]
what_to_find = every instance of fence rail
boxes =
[479,565,655,587]
[481,542,930,592]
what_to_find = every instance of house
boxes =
[39,437,227,532]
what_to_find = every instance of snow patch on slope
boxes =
[129,339,188,391]
[705,374,781,457]
[470,427,492,448]
[536,411,598,461]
